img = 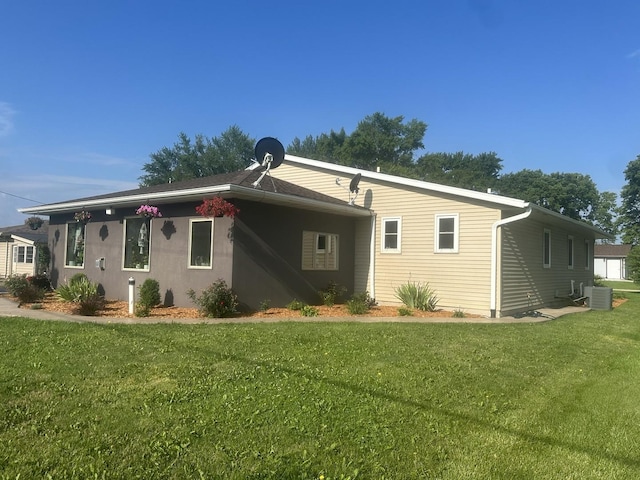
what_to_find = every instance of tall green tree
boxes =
[592,191,618,240]
[287,129,347,162]
[498,170,600,221]
[415,151,503,191]
[618,154,640,245]
[341,113,427,170]
[139,126,254,186]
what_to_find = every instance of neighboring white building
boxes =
[594,244,631,280]
[0,222,48,278]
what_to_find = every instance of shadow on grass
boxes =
[118,325,640,471]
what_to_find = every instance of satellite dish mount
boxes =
[252,137,285,190]
[335,172,362,205]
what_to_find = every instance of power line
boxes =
[0,189,45,205]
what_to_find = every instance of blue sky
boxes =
[1,0,639,227]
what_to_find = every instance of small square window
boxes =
[381,217,401,253]
[435,214,459,253]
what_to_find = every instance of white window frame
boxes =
[13,245,34,264]
[302,231,339,270]
[381,217,402,253]
[65,222,85,268]
[188,218,214,269]
[543,228,551,268]
[567,235,574,270]
[584,239,590,270]
[122,216,152,272]
[435,214,459,253]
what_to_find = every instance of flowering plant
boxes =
[195,197,239,218]
[25,216,44,230]
[73,210,92,223]
[136,204,162,218]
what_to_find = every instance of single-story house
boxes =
[19,170,371,311]
[0,222,48,278]
[594,244,632,280]
[267,154,613,317]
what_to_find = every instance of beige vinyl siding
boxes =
[0,241,13,278]
[273,162,500,314]
[354,217,373,293]
[500,219,594,316]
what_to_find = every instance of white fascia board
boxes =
[18,185,234,215]
[18,183,371,218]
[528,204,613,239]
[284,154,528,209]
[10,235,36,245]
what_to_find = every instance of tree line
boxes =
[139,112,637,245]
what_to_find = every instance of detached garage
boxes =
[594,244,631,280]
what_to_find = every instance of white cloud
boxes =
[0,102,16,137]
[628,49,640,59]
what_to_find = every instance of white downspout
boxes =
[369,214,377,299]
[490,207,533,318]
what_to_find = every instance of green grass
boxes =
[603,279,640,290]
[2,296,640,479]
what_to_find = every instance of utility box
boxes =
[583,286,613,310]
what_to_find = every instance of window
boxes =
[543,229,551,268]
[66,222,85,267]
[584,240,590,270]
[302,231,339,270]
[381,217,401,253]
[123,217,151,270]
[435,214,459,253]
[567,235,574,269]
[13,245,34,264]
[189,219,213,268]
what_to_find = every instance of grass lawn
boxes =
[603,279,640,291]
[2,297,640,479]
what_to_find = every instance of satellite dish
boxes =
[336,172,362,205]
[349,173,362,194]
[252,137,285,189]
[254,137,285,169]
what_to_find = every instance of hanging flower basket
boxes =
[73,210,92,224]
[25,216,44,230]
[195,197,240,218]
[136,204,162,218]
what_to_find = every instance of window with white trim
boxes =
[65,222,85,267]
[567,235,574,269]
[123,217,151,270]
[302,231,339,270]
[13,245,34,264]
[584,239,590,270]
[543,228,551,268]
[381,217,401,253]
[189,219,213,268]
[435,214,459,253]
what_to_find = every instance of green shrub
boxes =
[346,291,376,315]
[394,281,439,312]
[259,299,271,312]
[68,273,88,286]
[4,274,45,303]
[300,305,319,317]
[27,274,51,291]
[134,303,151,318]
[453,308,466,318]
[56,277,104,316]
[318,281,347,306]
[398,306,413,316]
[593,274,605,287]
[628,245,640,284]
[286,299,305,311]
[138,278,161,309]
[187,279,238,318]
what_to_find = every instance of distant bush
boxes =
[346,291,376,315]
[4,274,45,304]
[27,274,51,291]
[300,305,319,317]
[138,278,161,309]
[394,281,439,312]
[398,307,413,316]
[187,279,238,318]
[259,299,271,312]
[286,299,305,311]
[318,280,347,306]
[593,275,605,287]
[56,277,104,316]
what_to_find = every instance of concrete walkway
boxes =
[0,294,589,325]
